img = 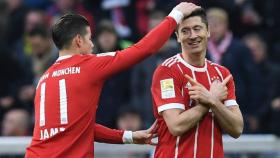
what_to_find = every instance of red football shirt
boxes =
[25,16,178,158]
[151,54,238,158]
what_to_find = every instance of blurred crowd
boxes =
[0,0,280,138]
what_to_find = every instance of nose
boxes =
[189,30,198,39]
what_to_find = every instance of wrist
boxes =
[209,97,220,108]
[122,131,133,144]
[168,9,184,24]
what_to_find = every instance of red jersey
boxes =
[151,54,238,158]
[26,16,178,158]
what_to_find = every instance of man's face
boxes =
[176,16,209,55]
[80,26,94,54]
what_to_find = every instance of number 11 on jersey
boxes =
[39,79,68,127]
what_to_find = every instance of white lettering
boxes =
[43,129,49,139]
[40,127,66,140]
[50,128,59,137]
[52,67,81,77]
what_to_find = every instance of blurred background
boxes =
[0,0,280,157]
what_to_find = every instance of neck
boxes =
[181,49,206,67]
[59,48,79,57]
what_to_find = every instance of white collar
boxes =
[177,54,207,72]
[56,55,73,61]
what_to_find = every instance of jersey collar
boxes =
[56,55,73,61]
[177,54,207,72]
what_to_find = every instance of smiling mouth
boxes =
[188,41,201,47]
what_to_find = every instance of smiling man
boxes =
[151,9,243,158]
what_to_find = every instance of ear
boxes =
[175,31,181,43]
[74,34,83,48]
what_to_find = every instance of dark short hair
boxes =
[176,8,208,32]
[52,14,89,49]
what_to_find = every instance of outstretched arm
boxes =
[95,3,201,79]
[94,123,124,144]
[94,122,157,144]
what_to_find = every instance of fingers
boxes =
[147,120,158,133]
[222,75,232,86]
[152,133,158,138]
[149,141,158,146]
[184,74,202,86]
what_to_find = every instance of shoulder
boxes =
[207,60,231,76]
[160,54,180,68]
[153,54,183,82]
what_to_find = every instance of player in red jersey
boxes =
[151,9,244,158]
[25,2,202,158]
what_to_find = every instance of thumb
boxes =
[222,75,232,86]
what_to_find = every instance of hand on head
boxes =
[174,2,201,17]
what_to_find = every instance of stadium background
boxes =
[0,0,279,157]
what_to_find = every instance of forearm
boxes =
[105,12,182,76]
[209,100,243,138]
[94,123,124,144]
[166,104,209,136]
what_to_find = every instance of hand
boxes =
[210,75,231,101]
[173,2,201,17]
[132,120,158,145]
[184,74,214,105]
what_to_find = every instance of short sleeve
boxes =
[223,68,238,107]
[151,66,185,114]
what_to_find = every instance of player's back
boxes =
[26,54,104,158]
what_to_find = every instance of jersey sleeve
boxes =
[151,66,185,114]
[94,123,124,144]
[88,16,178,80]
[222,68,238,107]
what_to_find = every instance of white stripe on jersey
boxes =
[176,64,183,74]
[167,58,178,67]
[211,113,214,158]
[161,57,174,66]
[40,83,46,127]
[174,136,180,158]
[206,69,215,158]
[214,66,224,80]
[193,124,199,158]
[158,103,185,113]
[162,55,177,66]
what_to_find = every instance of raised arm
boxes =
[95,3,201,79]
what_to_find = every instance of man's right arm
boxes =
[162,105,209,136]
[93,3,200,79]
[151,66,208,137]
